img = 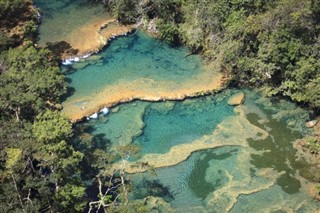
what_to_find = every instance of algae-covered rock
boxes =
[227,92,245,106]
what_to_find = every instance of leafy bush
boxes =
[307,137,320,154]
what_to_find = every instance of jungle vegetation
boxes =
[0,0,147,212]
[106,0,320,109]
[0,0,319,212]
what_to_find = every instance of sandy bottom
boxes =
[37,2,132,59]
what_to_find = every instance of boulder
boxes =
[306,120,318,128]
[227,92,245,106]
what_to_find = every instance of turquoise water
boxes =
[37,0,320,212]
[129,146,246,210]
[62,31,204,99]
[86,96,234,154]
[134,97,234,155]
[86,101,149,147]
[82,89,319,212]
[126,91,319,212]
[34,0,107,47]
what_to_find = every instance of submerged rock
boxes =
[227,92,245,106]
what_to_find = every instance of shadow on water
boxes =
[72,123,113,182]
[46,41,79,58]
[131,178,174,202]
[246,112,315,194]
[60,77,75,102]
[73,122,113,152]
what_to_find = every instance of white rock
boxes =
[62,59,72,65]
[100,107,109,115]
[89,112,98,119]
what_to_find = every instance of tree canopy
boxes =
[106,0,320,109]
[1,0,320,211]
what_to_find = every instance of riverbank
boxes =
[58,18,133,60]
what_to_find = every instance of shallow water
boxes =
[63,31,204,98]
[126,91,319,212]
[36,2,320,209]
[34,0,108,47]
[135,97,234,155]
[83,89,319,212]
[87,95,234,154]
[60,30,222,120]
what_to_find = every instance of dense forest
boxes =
[106,0,320,109]
[0,0,319,212]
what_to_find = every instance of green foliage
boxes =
[0,46,67,120]
[156,19,180,43]
[306,137,320,154]
[105,0,140,24]
[111,0,320,108]
[4,147,22,171]
[33,110,72,143]
[0,0,27,23]
[317,184,320,195]
[1,0,320,211]
[54,183,86,212]
[0,0,37,46]
[23,20,37,40]
[180,0,320,108]
[0,32,13,51]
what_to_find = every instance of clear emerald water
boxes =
[134,97,234,155]
[87,96,234,154]
[83,89,320,212]
[61,30,204,102]
[35,1,320,210]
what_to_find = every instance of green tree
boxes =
[0,47,66,121]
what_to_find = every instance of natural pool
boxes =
[34,0,130,58]
[83,89,319,212]
[35,2,320,209]
[61,31,222,121]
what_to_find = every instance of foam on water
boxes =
[77,82,319,212]
[86,101,148,147]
